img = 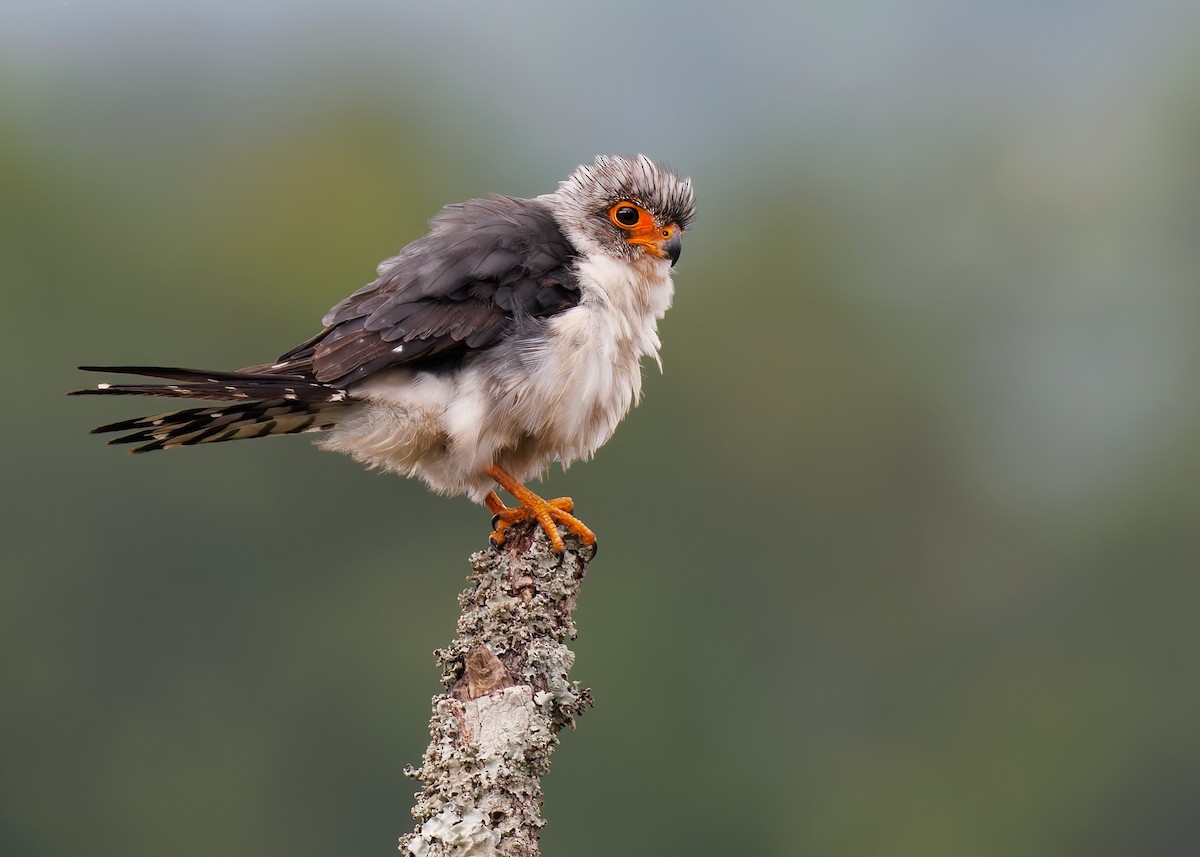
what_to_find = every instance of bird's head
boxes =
[545,155,695,268]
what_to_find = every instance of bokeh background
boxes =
[4,2,1200,855]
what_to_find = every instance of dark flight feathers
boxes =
[270,195,581,385]
[72,195,582,451]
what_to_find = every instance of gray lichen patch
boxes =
[400,523,596,857]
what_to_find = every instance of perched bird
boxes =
[73,155,695,552]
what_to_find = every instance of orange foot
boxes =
[483,464,597,553]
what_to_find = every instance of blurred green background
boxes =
[4,2,1200,855]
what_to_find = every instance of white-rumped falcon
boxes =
[74,155,695,552]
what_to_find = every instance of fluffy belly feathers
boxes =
[321,258,672,502]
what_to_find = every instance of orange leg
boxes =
[483,464,596,553]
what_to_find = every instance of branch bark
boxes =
[399,522,596,856]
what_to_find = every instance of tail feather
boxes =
[72,364,340,403]
[77,365,308,383]
[72,365,352,453]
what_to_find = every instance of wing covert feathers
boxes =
[308,195,581,385]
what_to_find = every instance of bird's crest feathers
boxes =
[554,154,695,231]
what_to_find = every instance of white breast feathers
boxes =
[320,253,675,502]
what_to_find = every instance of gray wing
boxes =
[270,196,581,386]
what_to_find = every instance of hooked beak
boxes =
[663,229,682,267]
[629,223,683,266]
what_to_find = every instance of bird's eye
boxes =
[610,203,642,228]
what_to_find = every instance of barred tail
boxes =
[70,365,353,453]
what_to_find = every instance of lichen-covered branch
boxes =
[399,523,595,857]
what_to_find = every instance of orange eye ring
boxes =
[608,201,649,230]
